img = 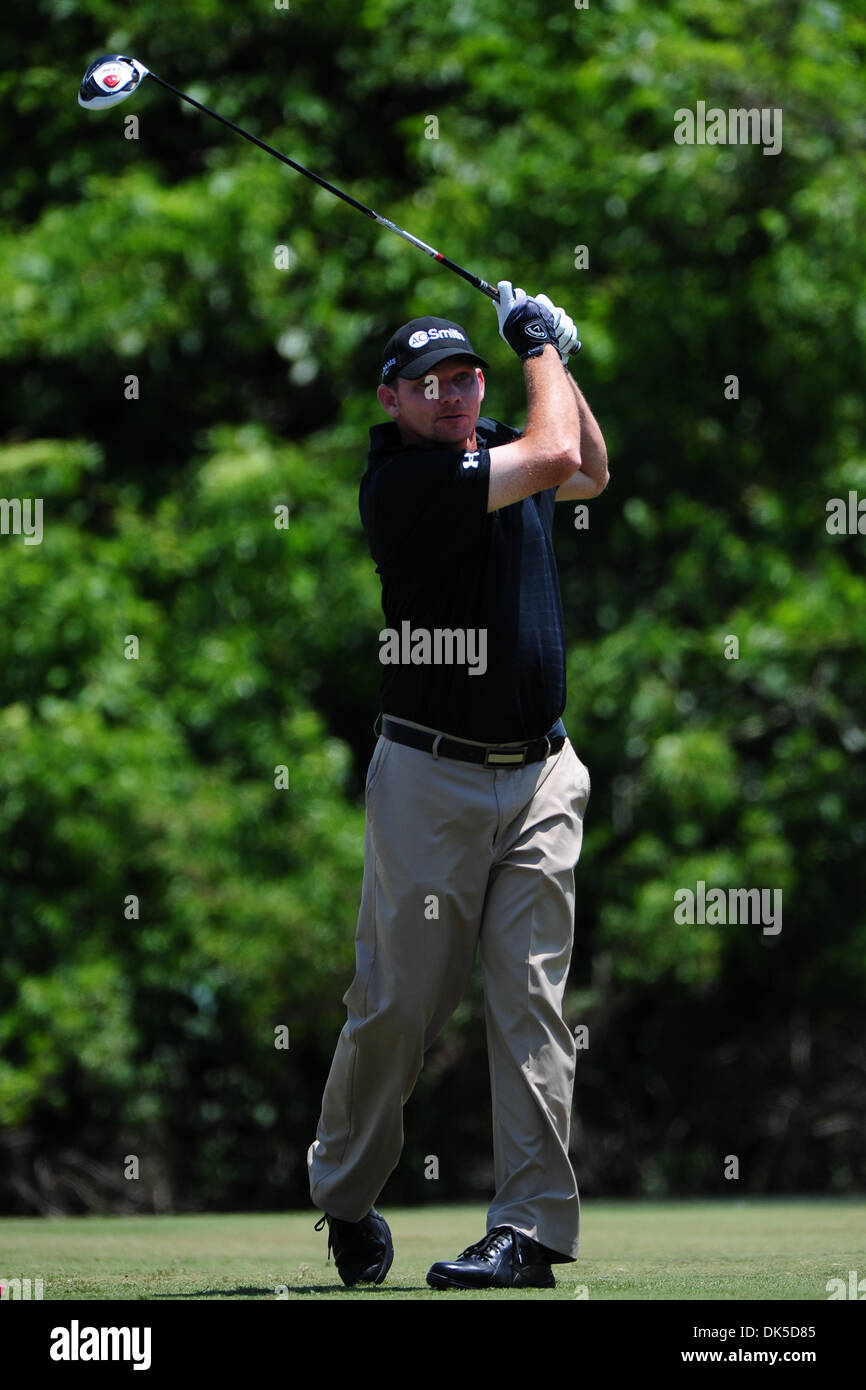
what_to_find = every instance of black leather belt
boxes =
[377,715,567,768]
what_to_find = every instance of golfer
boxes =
[308,282,609,1289]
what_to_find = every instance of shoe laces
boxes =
[459,1227,515,1264]
[314,1214,333,1261]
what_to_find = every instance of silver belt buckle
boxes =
[484,746,528,767]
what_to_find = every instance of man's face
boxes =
[376,356,485,450]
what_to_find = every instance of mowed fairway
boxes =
[2,1200,863,1301]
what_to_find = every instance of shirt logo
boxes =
[462,451,480,469]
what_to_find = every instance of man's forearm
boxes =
[563,368,608,491]
[521,344,582,466]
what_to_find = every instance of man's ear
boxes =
[476,369,485,404]
[377,382,399,419]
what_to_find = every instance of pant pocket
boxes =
[364,735,392,802]
[566,740,591,803]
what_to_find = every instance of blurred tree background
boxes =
[1,0,864,1214]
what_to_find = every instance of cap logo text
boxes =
[408,328,466,349]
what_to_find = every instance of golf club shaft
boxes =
[146,71,500,302]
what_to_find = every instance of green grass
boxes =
[1,1199,863,1300]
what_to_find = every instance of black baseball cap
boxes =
[380,316,488,385]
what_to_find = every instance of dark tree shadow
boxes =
[152,1284,427,1298]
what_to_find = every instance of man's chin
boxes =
[402,415,476,448]
[436,416,473,443]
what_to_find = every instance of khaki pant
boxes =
[308,724,590,1259]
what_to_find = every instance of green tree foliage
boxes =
[1,0,864,1209]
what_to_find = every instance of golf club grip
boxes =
[472,278,584,357]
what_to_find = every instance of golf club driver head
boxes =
[78,54,150,110]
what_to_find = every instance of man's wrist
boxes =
[522,343,564,369]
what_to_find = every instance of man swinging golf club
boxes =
[77,51,608,1290]
[308,283,609,1290]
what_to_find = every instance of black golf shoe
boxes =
[426,1226,556,1290]
[314,1207,393,1287]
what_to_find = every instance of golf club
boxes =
[78,54,503,302]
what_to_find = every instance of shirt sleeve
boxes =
[366,444,492,572]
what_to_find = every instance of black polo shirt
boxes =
[359,415,566,743]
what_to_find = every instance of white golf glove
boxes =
[534,293,581,362]
[494,281,527,337]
